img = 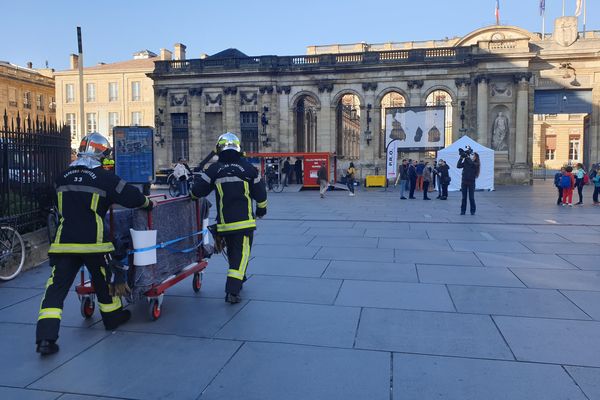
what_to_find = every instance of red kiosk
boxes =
[246,152,337,188]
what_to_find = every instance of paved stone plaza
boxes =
[2,181,600,399]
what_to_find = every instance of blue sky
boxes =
[2,0,597,70]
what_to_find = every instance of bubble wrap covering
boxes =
[108,198,209,299]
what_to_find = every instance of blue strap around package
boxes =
[129,229,207,255]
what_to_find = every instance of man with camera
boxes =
[457,146,480,215]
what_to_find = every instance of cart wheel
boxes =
[80,296,95,319]
[192,272,202,293]
[149,299,161,321]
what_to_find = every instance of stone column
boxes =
[188,88,202,163]
[223,86,238,133]
[476,75,489,146]
[259,85,275,151]
[315,88,333,154]
[154,87,169,168]
[407,80,423,107]
[514,74,530,165]
[276,85,291,152]
[590,84,600,164]
[454,78,471,143]
[360,88,377,167]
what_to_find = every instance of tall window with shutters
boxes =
[545,135,556,160]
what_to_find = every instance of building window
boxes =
[65,113,77,139]
[49,96,56,112]
[569,136,580,161]
[108,112,119,133]
[8,87,17,107]
[86,83,96,102]
[37,94,44,111]
[86,113,97,133]
[131,81,141,101]
[23,91,31,109]
[109,82,118,102]
[66,84,75,103]
[545,149,555,160]
[131,112,142,126]
[240,112,259,153]
[545,135,556,161]
[171,113,189,161]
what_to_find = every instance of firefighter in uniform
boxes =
[36,132,153,355]
[191,132,267,304]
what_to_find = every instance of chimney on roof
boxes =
[160,48,172,61]
[26,61,32,69]
[174,43,186,61]
[69,54,79,70]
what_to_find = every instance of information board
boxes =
[303,155,328,187]
[113,126,154,184]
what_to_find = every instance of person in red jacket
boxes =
[561,166,576,207]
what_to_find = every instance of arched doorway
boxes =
[380,91,406,156]
[294,95,318,152]
[425,90,454,146]
[335,94,361,159]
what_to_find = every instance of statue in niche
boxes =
[390,119,406,140]
[492,111,509,151]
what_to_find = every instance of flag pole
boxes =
[562,0,565,16]
[542,11,545,39]
[583,0,587,37]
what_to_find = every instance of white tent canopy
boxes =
[437,135,495,191]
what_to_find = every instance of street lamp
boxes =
[364,103,373,145]
[154,108,165,147]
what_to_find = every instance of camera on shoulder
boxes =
[458,145,473,158]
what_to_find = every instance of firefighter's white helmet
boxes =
[216,132,241,154]
[78,132,112,160]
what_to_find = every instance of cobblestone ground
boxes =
[1,181,600,400]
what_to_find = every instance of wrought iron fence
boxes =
[0,110,71,233]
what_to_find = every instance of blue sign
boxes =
[113,126,154,184]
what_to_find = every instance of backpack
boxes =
[560,175,572,189]
[554,173,561,188]
[583,173,590,185]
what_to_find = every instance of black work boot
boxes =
[36,340,59,356]
[225,293,242,304]
[103,309,131,331]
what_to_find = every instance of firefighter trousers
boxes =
[36,253,124,343]
[224,232,253,295]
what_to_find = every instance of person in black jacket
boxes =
[457,151,480,215]
[191,132,267,304]
[408,159,418,199]
[36,133,153,356]
[437,159,451,200]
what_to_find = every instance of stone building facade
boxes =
[150,20,600,183]
[0,61,56,126]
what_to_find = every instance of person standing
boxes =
[317,162,328,198]
[457,151,480,215]
[294,158,303,184]
[437,159,450,200]
[561,166,576,207]
[422,162,432,200]
[592,166,600,205]
[173,158,191,196]
[192,132,267,304]
[416,160,425,191]
[554,167,566,205]
[408,160,418,199]
[346,162,356,196]
[431,160,438,192]
[575,163,586,205]
[36,133,153,355]
[282,157,291,186]
[394,159,409,200]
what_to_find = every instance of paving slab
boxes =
[561,290,600,320]
[58,395,124,400]
[489,232,569,243]
[494,316,600,367]
[529,225,599,235]
[522,242,600,255]
[449,240,532,253]
[30,332,241,400]
[334,280,454,312]
[0,287,42,309]
[354,221,410,230]
[378,238,451,251]
[409,223,470,231]
[0,322,109,387]
[476,252,576,269]
[199,342,389,400]
[468,224,535,233]
[565,366,600,400]
[305,227,366,237]
[512,269,600,290]
[237,275,342,304]
[448,285,589,319]
[315,246,394,262]
[364,228,428,239]
[395,250,482,266]
[0,264,52,289]
[394,353,588,400]
[426,230,492,240]
[163,271,228,299]
[216,300,360,348]
[322,260,418,282]
[254,226,310,235]
[0,387,60,400]
[308,235,378,248]
[418,265,525,287]
[252,234,314,246]
[250,244,320,259]
[237,256,329,277]
[559,254,600,270]
[355,308,513,359]
[300,220,356,228]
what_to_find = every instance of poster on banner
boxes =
[113,126,155,184]
[385,106,446,151]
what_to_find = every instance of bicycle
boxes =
[0,223,25,281]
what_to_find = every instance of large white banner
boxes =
[385,106,446,151]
